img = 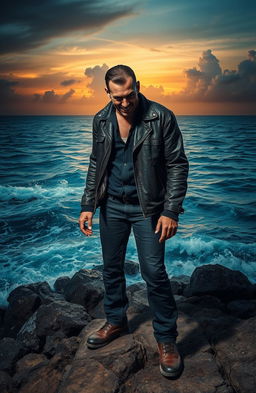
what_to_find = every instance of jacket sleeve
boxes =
[162,111,189,215]
[80,116,98,213]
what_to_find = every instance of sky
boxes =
[1,0,256,115]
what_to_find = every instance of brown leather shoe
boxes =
[157,342,183,378]
[87,321,129,349]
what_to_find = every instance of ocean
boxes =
[0,115,255,306]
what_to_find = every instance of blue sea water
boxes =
[0,115,256,306]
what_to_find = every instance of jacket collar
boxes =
[96,93,158,121]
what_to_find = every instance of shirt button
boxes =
[124,163,127,166]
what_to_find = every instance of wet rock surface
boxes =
[0,263,255,392]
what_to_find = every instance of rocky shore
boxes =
[0,263,256,393]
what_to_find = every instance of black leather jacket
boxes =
[81,93,189,218]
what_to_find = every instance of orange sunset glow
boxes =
[1,1,255,115]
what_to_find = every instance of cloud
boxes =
[60,79,79,86]
[178,49,256,102]
[60,88,75,103]
[85,63,109,97]
[36,89,75,104]
[42,90,59,103]
[1,50,255,115]
[197,49,222,80]
[140,84,164,101]
[0,0,139,55]
[0,79,19,102]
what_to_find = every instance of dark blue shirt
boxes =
[106,108,139,202]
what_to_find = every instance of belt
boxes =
[108,194,140,204]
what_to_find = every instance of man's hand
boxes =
[155,216,178,243]
[79,212,93,236]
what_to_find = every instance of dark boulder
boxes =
[34,300,91,338]
[63,269,104,313]
[170,274,190,295]
[17,300,91,352]
[0,370,13,393]
[212,316,256,393]
[53,276,71,294]
[3,287,40,338]
[0,337,27,375]
[127,282,146,296]
[57,319,146,393]
[17,313,41,352]
[43,334,81,358]
[13,353,65,393]
[124,260,140,275]
[187,264,254,301]
[226,299,256,319]
[3,282,64,338]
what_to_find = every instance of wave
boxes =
[0,181,81,202]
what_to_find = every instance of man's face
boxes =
[106,76,140,119]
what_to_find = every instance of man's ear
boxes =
[136,81,140,93]
[105,87,110,95]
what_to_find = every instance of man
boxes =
[79,65,189,378]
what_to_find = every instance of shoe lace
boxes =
[100,321,112,333]
[162,343,176,355]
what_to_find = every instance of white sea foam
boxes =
[0,182,80,202]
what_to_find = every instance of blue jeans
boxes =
[99,195,178,343]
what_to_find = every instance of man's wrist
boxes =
[81,205,94,213]
[161,209,179,222]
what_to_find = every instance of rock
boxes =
[130,289,150,313]
[124,260,140,275]
[0,337,26,375]
[13,353,65,393]
[43,334,80,358]
[212,316,256,393]
[181,294,226,311]
[59,358,119,393]
[87,297,106,319]
[187,264,254,301]
[63,269,104,313]
[15,353,48,376]
[58,319,146,393]
[53,276,71,294]
[3,282,64,338]
[126,283,150,314]
[16,300,90,353]
[226,299,256,319]
[17,313,42,352]
[175,293,242,345]
[0,370,13,393]
[35,300,91,338]
[174,294,188,303]
[0,307,6,324]
[0,307,6,339]
[127,282,146,296]
[24,282,64,304]
[170,274,190,295]
[1,264,255,392]
[3,287,40,338]
[13,344,79,393]
[122,311,232,393]
[91,265,104,272]
[190,307,240,344]
[252,283,256,297]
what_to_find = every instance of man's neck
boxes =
[115,111,133,126]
